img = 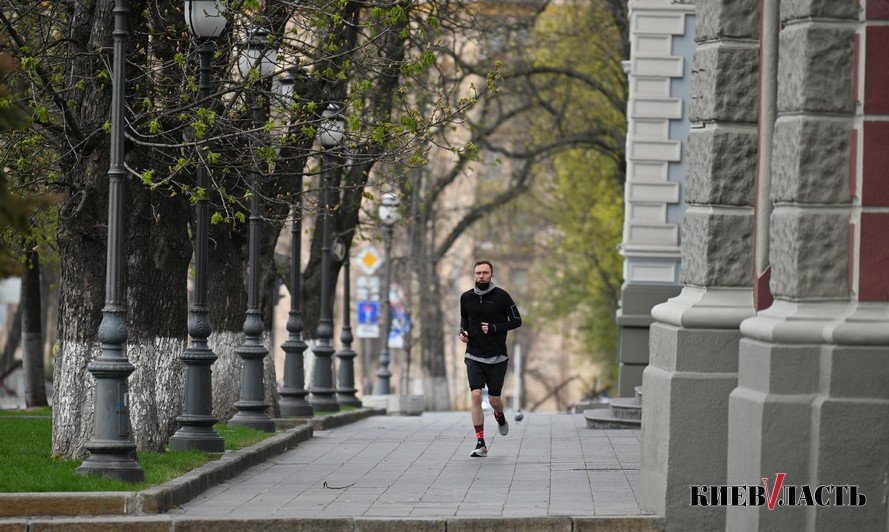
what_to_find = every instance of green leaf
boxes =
[141,169,155,185]
[211,212,223,225]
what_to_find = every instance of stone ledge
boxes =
[0,492,132,518]
[136,424,314,514]
[0,407,384,519]
[3,516,665,531]
[311,407,386,431]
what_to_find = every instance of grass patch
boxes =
[214,423,273,451]
[0,415,276,493]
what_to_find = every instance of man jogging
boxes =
[458,260,522,457]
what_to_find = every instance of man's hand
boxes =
[458,331,469,344]
[481,322,489,334]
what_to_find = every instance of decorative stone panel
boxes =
[777,24,855,114]
[780,0,858,22]
[771,116,851,204]
[686,125,757,206]
[769,209,849,299]
[681,210,754,287]
[690,43,759,123]
[696,0,759,42]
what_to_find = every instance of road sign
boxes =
[356,324,380,339]
[356,300,380,338]
[355,246,383,275]
[356,275,381,301]
[356,300,379,325]
[388,310,410,349]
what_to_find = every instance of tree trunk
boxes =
[420,272,451,410]
[52,0,190,457]
[208,222,279,421]
[39,263,59,380]
[409,170,451,411]
[123,165,191,450]
[52,155,110,458]
[1,304,22,377]
[21,249,47,407]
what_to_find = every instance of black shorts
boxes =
[465,358,508,396]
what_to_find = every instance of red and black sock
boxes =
[474,423,485,446]
[493,410,505,424]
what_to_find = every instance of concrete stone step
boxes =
[610,398,642,421]
[584,408,641,429]
[635,385,643,402]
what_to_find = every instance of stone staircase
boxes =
[583,386,642,429]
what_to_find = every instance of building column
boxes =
[617,0,695,397]
[639,0,759,528]
[729,1,889,529]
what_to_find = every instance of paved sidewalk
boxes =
[174,412,644,519]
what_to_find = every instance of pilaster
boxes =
[638,0,759,528]
[729,1,889,529]
[617,0,694,397]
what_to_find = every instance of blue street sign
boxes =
[357,300,380,325]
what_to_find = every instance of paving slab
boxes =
[174,412,646,519]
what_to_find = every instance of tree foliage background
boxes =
[0,0,630,453]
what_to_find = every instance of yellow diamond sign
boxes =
[356,245,383,275]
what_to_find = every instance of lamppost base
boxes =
[168,422,225,453]
[279,396,315,418]
[230,401,275,432]
[76,451,145,483]
[335,391,362,408]
[374,377,392,396]
[308,389,341,412]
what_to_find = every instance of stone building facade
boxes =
[635,0,889,530]
[617,0,695,397]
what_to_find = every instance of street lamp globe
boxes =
[318,103,346,149]
[184,0,227,39]
[378,191,401,227]
[238,27,277,79]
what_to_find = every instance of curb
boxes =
[0,515,665,531]
[0,408,385,519]
[312,407,386,431]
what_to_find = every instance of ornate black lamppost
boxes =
[335,243,361,406]
[76,0,144,482]
[278,72,314,418]
[374,191,401,395]
[169,0,227,452]
[308,104,345,412]
[229,27,277,432]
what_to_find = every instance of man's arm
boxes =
[459,293,470,343]
[489,292,522,333]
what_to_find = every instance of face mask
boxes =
[475,281,490,291]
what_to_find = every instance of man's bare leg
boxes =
[489,394,503,414]
[490,394,509,435]
[471,389,484,426]
[470,389,487,456]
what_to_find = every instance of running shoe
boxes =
[495,412,509,436]
[471,442,488,457]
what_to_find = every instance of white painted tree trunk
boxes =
[210,330,279,422]
[52,341,97,458]
[127,337,186,450]
[51,338,186,457]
